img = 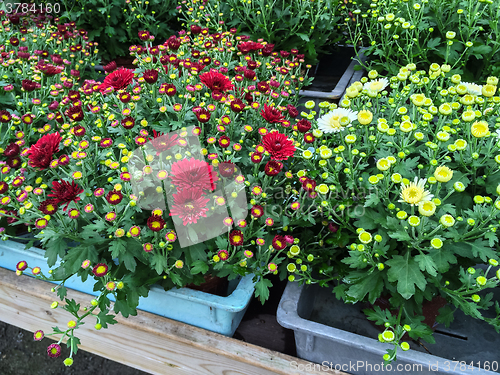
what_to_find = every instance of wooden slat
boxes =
[0,267,345,375]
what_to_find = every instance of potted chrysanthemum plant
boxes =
[277,63,500,371]
[0,24,313,365]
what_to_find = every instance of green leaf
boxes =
[427,37,441,50]
[386,252,427,299]
[63,245,98,274]
[97,311,117,329]
[43,233,67,267]
[57,285,67,300]
[215,236,228,250]
[296,33,310,42]
[191,260,209,275]
[254,277,272,304]
[187,243,207,262]
[435,305,455,327]
[66,336,81,355]
[64,298,80,315]
[345,270,384,304]
[363,192,380,208]
[150,253,168,275]
[430,247,457,273]
[110,239,126,259]
[414,254,438,276]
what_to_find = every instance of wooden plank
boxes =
[0,267,345,375]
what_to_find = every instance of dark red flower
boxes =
[230,98,245,113]
[39,199,59,215]
[92,263,108,277]
[169,188,210,225]
[17,52,30,59]
[219,162,236,178]
[166,35,181,50]
[106,189,123,205]
[159,83,176,96]
[48,101,59,110]
[262,44,275,56]
[237,41,264,54]
[218,135,231,148]
[304,133,315,144]
[261,104,284,124]
[7,156,21,169]
[3,142,19,157]
[264,160,283,176]
[138,30,150,41]
[40,64,63,76]
[247,60,258,70]
[262,131,295,160]
[287,104,299,118]
[170,158,219,191]
[199,71,234,92]
[121,117,135,129]
[190,25,202,34]
[22,79,37,92]
[9,37,19,46]
[118,92,131,103]
[296,119,312,133]
[68,90,80,102]
[211,91,223,101]
[27,132,62,169]
[73,125,86,137]
[272,235,287,250]
[328,222,339,233]
[147,215,165,232]
[47,179,83,211]
[66,105,84,122]
[149,130,178,155]
[251,205,264,218]
[0,110,12,123]
[99,67,134,93]
[58,154,70,166]
[143,69,158,84]
[229,230,244,246]
[0,181,8,194]
[194,108,211,123]
[244,69,256,80]
[250,152,263,163]
[103,61,117,73]
[47,343,61,358]
[302,178,316,192]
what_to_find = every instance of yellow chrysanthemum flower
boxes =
[357,110,373,125]
[399,177,433,206]
[418,200,436,217]
[434,166,453,182]
[470,121,489,138]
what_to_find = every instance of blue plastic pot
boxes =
[0,239,256,336]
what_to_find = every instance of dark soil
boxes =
[0,321,148,375]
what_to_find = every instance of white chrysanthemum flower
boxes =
[399,177,434,206]
[363,77,389,93]
[463,82,483,96]
[317,108,358,134]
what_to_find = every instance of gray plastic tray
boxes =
[277,281,500,375]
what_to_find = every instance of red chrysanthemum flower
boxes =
[22,79,37,92]
[218,162,236,178]
[138,30,150,41]
[106,189,123,205]
[4,142,19,157]
[39,199,59,215]
[170,158,218,191]
[251,205,264,218]
[147,214,166,232]
[272,235,287,250]
[237,41,264,54]
[92,263,108,277]
[194,108,211,123]
[99,67,134,93]
[230,98,245,113]
[261,131,295,160]
[103,61,117,73]
[199,71,234,92]
[257,81,270,93]
[302,178,316,192]
[73,125,86,137]
[66,105,84,122]
[287,104,299,118]
[250,152,263,163]
[169,188,210,226]
[143,69,159,84]
[218,135,231,148]
[0,110,12,123]
[121,116,135,129]
[0,181,8,194]
[47,343,61,358]
[264,160,283,176]
[218,250,229,261]
[40,64,63,76]
[149,130,178,155]
[304,133,315,144]
[27,132,62,169]
[7,156,21,169]
[296,119,312,133]
[261,104,284,124]
[159,83,177,96]
[47,179,83,211]
[16,260,27,271]
[229,229,244,246]
[118,92,131,103]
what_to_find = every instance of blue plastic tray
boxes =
[0,240,256,336]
